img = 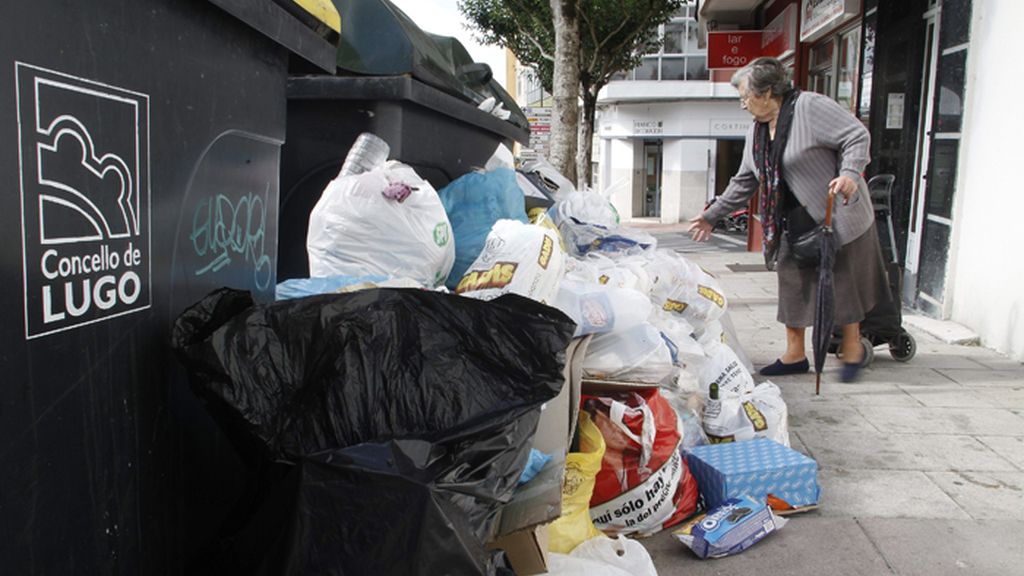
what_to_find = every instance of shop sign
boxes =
[708,31,763,69]
[800,0,861,43]
[762,4,797,59]
[16,62,152,339]
[523,106,552,159]
[633,120,664,136]
[709,119,751,137]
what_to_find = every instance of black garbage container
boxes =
[0,0,337,573]
[279,76,530,281]
[277,0,530,281]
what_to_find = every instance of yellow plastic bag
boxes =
[529,207,568,253]
[548,411,606,553]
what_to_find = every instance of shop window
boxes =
[926,140,959,219]
[858,13,876,123]
[940,0,972,47]
[934,50,966,133]
[806,25,860,115]
[837,28,860,113]
[918,217,951,300]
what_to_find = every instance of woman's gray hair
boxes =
[730,57,793,96]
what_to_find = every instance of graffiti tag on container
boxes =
[190,186,272,291]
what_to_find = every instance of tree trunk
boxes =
[549,0,579,184]
[577,86,598,189]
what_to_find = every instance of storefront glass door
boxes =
[914,0,971,314]
[643,141,662,218]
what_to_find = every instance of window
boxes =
[806,25,861,115]
[858,13,876,122]
[619,0,708,81]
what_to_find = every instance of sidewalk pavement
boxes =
[638,226,1024,576]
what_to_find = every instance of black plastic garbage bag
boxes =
[171,287,575,575]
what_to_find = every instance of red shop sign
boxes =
[707,31,763,69]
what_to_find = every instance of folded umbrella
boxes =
[813,192,838,395]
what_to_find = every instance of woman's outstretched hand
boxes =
[688,216,713,242]
[829,175,858,205]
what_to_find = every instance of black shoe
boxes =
[841,362,862,383]
[759,358,810,376]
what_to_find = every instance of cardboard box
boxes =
[685,438,820,511]
[487,336,590,575]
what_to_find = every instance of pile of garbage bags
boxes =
[172,288,575,574]
[173,138,799,575]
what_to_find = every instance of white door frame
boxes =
[905,5,941,274]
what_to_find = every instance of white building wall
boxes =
[949,0,1024,360]
[606,138,637,220]
[662,139,715,225]
[597,97,750,223]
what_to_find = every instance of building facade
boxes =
[595,1,751,224]
[695,0,1024,361]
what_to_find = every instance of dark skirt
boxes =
[776,223,890,327]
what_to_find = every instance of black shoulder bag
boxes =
[786,193,836,268]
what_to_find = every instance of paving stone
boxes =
[926,471,1024,520]
[788,429,811,457]
[968,356,1024,370]
[883,352,992,370]
[835,384,923,407]
[937,368,1024,388]
[787,401,881,433]
[859,518,1024,576]
[643,516,893,576]
[800,431,1017,472]
[817,469,968,519]
[976,436,1024,471]
[973,388,1024,409]
[901,387,1000,409]
[875,366,957,387]
[856,406,1024,436]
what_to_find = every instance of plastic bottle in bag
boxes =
[338,132,390,177]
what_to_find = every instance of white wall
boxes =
[662,139,715,224]
[598,101,751,140]
[597,99,750,223]
[949,0,1024,360]
[605,138,636,220]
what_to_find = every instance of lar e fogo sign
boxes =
[707,31,763,69]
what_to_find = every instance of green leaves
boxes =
[459,0,683,95]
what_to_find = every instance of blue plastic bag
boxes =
[517,448,552,485]
[437,168,528,289]
[275,274,388,300]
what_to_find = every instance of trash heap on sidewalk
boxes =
[172,139,821,575]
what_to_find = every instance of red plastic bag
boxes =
[583,388,699,536]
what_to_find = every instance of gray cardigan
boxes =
[703,91,873,246]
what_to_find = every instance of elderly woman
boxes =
[688,57,888,382]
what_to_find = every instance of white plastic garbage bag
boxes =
[583,323,675,383]
[649,309,706,370]
[545,535,658,576]
[455,219,565,304]
[697,333,755,398]
[702,381,790,446]
[646,250,728,331]
[552,280,651,337]
[306,162,454,287]
[553,190,619,229]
